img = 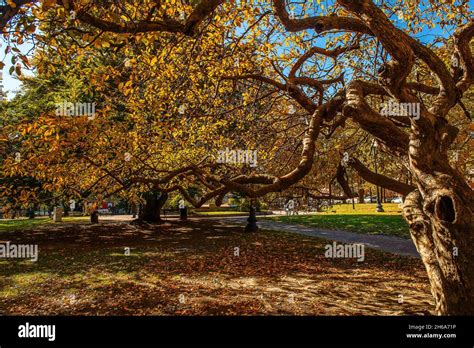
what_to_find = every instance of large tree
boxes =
[1,0,473,314]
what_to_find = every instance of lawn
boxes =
[0,219,432,315]
[0,216,88,233]
[270,203,410,239]
[194,211,248,216]
[318,203,403,215]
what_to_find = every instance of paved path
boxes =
[208,216,419,258]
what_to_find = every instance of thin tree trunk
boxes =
[90,210,99,224]
[358,188,364,204]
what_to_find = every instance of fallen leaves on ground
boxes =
[0,219,434,315]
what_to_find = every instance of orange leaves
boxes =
[0,220,433,315]
[150,56,158,67]
[118,79,134,96]
[6,0,17,8]
[41,0,56,10]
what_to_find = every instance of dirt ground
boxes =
[0,219,434,315]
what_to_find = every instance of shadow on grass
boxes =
[0,220,432,315]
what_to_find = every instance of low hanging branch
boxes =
[347,157,415,196]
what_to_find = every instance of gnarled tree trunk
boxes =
[139,191,169,223]
[404,185,474,314]
[403,119,474,314]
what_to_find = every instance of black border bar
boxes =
[0,316,473,346]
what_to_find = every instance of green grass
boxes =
[318,203,403,215]
[270,203,410,239]
[0,216,88,233]
[0,221,431,315]
[194,211,248,216]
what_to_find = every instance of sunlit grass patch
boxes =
[269,203,409,238]
[320,203,403,215]
[275,214,409,238]
[0,222,430,315]
[195,211,247,215]
[0,216,88,233]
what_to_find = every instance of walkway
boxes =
[205,216,419,257]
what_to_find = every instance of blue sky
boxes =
[1,40,34,100]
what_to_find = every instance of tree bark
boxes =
[140,191,169,223]
[403,185,474,314]
[90,210,99,224]
[403,120,474,314]
[358,188,364,204]
[348,157,415,195]
[131,202,138,218]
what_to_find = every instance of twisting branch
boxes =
[347,157,415,196]
[272,0,372,35]
[454,19,474,94]
[60,0,224,36]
